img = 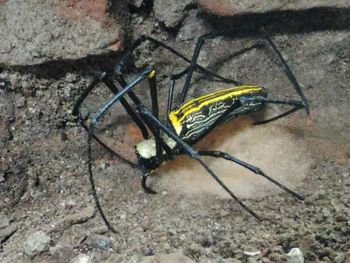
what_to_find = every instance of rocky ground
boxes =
[0,1,349,262]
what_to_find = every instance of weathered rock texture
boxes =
[199,0,350,16]
[154,0,195,28]
[0,0,124,66]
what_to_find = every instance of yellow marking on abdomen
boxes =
[168,85,262,134]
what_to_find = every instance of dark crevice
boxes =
[202,7,350,38]
[157,19,183,38]
[157,3,198,37]
[6,52,121,80]
[0,227,17,251]
[128,0,153,17]
[184,2,198,12]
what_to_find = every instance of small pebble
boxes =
[0,215,10,229]
[70,253,92,263]
[0,173,5,183]
[286,247,304,263]
[244,250,261,256]
[89,234,112,250]
[23,231,51,257]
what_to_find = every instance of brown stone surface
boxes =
[154,0,195,28]
[0,0,124,66]
[199,0,350,16]
[55,0,111,24]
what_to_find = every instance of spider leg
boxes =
[167,69,189,116]
[73,72,149,140]
[242,96,307,125]
[73,74,146,167]
[86,129,118,233]
[148,70,162,159]
[262,30,309,114]
[253,106,301,125]
[198,150,304,200]
[178,31,309,117]
[85,68,176,230]
[180,33,223,103]
[167,64,242,116]
[179,34,270,103]
[91,68,153,125]
[141,171,157,194]
[114,35,239,86]
[93,67,176,189]
[101,74,149,139]
[92,68,173,159]
[137,104,262,220]
[79,121,137,168]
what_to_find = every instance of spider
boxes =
[73,32,309,232]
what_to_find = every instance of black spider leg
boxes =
[84,68,154,231]
[138,70,175,194]
[91,68,153,125]
[263,31,309,114]
[136,105,262,220]
[243,96,306,125]
[197,151,304,200]
[73,74,141,166]
[92,68,174,194]
[167,63,243,116]
[73,71,157,232]
[113,73,174,161]
[253,107,301,125]
[180,33,225,103]
[79,120,136,168]
[86,127,117,233]
[114,35,239,85]
[101,74,149,139]
[148,71,162,161]
[167,69,189,117]
[251,31,310,125]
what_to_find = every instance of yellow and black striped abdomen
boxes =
[168,85,266,142]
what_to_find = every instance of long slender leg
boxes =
[116,75,143,105]
[114,35,240,86]
[167,68,189,116]
[101,74,149,139]
[83,69,175,230]
[180,33,222,103]
[148,70,162,160]
[92,68,174,163]
[79,120,137,168]
[167,64,242,115]
[242,96,307,124]
[244,96,306,107]
[141,170,157,194]
[253,106,301,125]
[73,73,144,166]
[136,104,262,220]
[167,79,175,117]
[262,31,309,114]
[86,128,118,233]
[91,68,153,125]
[198,150,304,200]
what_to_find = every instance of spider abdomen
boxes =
[168,85,267,142]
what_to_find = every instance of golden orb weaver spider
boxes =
[73,32,309,232]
